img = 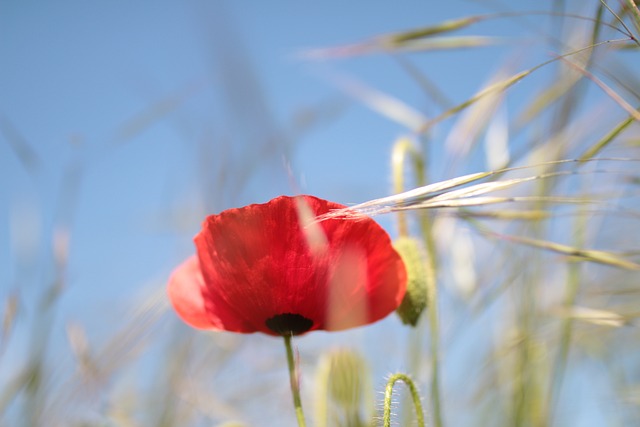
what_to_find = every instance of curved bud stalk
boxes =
[383,373,426,427]
[391,137,425,238]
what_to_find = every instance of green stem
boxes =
[391,136,443,427]
[546,204,587,423]
[284,334,306,427]
[383,373,426,427]
[426,290,443,427]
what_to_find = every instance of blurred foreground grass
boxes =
[2,1,640,426]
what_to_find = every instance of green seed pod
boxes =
[394,237,429,327]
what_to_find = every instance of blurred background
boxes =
[1,1,640,426]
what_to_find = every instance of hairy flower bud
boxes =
[393,237,429,326]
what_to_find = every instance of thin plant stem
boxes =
[546,203,587,423]
[417,160,444,427]
[284,334,306,427]
[383,373,426,427]
[421,203,443,427]
[391,136,443,427]
[425,284,442,427]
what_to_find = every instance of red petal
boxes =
[192,195,406,335]
[321,213,407,330]
[167,256,217,329]
[167,256,252,332]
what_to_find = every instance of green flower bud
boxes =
[394,237,429,326]
[328,349,366,408]
[315,349,372,427]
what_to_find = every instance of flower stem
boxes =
[283,334,306,427]
[383,373,426,427]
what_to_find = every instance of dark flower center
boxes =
[265,313,313,336]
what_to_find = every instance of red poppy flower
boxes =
[167,195,407,336]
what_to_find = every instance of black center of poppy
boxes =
[265,313,313,336]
